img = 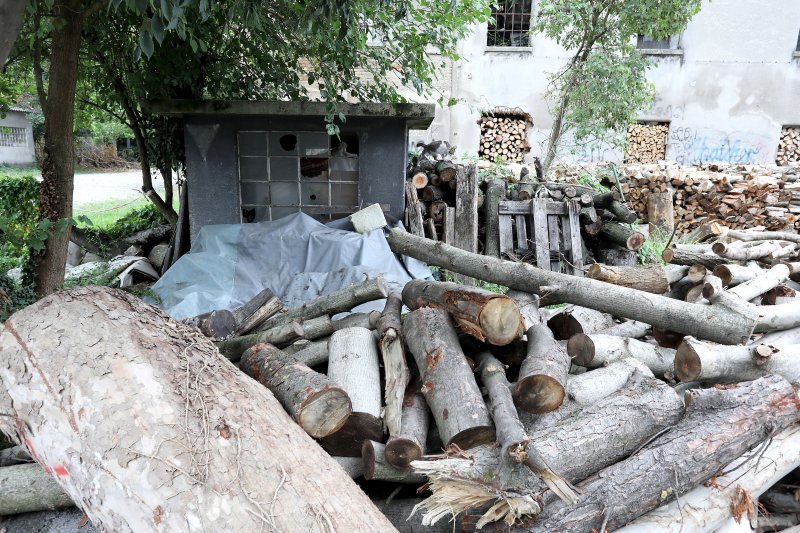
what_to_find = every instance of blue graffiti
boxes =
[691,136,761,164]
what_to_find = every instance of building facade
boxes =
[415,0,800,166]
[0,107,36,165]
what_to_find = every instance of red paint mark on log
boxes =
[422,381,434,393]
[426,348,445,369]
[77,515,89,528]
[443,408,449,420]
[53,465,69,477]
[153,505,164,525]
[216,418,232,439]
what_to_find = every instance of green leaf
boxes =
[151,16,165,44]
[338,112,346,123]
[139,30,155,58]
[133,0,147,13]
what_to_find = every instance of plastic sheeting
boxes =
[152,212,431,319]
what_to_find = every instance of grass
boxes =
[74,195,154,230]
[0,163,130,180]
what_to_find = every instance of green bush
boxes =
[0,271,36,321]
[0,174,40,272]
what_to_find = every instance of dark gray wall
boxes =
[183,114,408,241]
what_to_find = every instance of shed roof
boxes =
[146,99,435,129]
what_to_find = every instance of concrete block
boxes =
[349,204,387,234]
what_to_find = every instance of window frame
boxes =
[486,0,534,51]
[0,126,28,148]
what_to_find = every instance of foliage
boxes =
[0,271,37,322]
[79,202,168,256]
[577,172,608,193]
[477,156,513,183]
[0,174,40,272]
[476,280,508,294]
[534,0,702,169]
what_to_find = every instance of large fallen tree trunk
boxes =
[0,287,396,532]
[386,229,757,345]
[531,375,800,532]
[401,280,523,346]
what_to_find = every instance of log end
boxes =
[711,242,726,255]
[547,314,580,340]
[712,264,733,286]
[662,248,675,263]
[514,375,566,414]
[362,440,379,480]
[447,426,496,451]
[299,387,353,439]
[320,412,385,457]
[674,342,702,382]
[384,437,423,470]
[566,333,594,367]
[626,232,646,251]
[479,298,524,346]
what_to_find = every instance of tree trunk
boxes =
[34,0,84,297]
[362,441,426,483]
[586,263,670,294]
[598,248,637,266]
[484,179,504,258]
[599,222,645,251]
[218,315,333,361]
[594,320,650,339]
[662,247,730,269]
[620,424,800,533]
[402,279,523,346]
[378,292,410,437]
[712,261,764,286]
[385,382,429,469]
[727,264,790,302]
[565,358,650,405]
[546,305,614,340]
[531,375,800,532]
[256,277,387,332]
[454,164,478,285]
[674,336,800,383]
[403,308,495,450]
[0,464,74,516]
[514,324,570,413]
[567,334,677,378]
[239,343,351,438]
[647,191,674,235]
[712,240,789,261]
[322,327,383,456]
[288,338,329,367]
[231,288,281,335]
[0,287,395,531]
[0,0,26,66]
[386,229,758,345]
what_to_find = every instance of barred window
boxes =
[636,34,675,50]
[0,126,26,147]
[487,0,533,47]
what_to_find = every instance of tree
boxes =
[6,0,491,297]
[535,0,701,173]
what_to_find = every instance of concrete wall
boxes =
[183,114,409,240]
[419,0,800,165]
[0,110,36,165]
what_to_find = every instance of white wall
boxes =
[0,110,36,165]
[418,0,800,165]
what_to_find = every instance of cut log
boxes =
[713,226,800,245]
[0,445,31,467]
[403,307,495,449]
[362,441,426,483]
[727,264,791,302]
[514,323,571,413]
[531,375,800,532]
[586,263,670,294]
[257,277,387,332]
[546,305,615,340]
[0,463,74,516]
[565,358,650,405]
[405,181,425,237]
[385,382,429,469]
[436,161,457,182]
[568,334,676,377]
[231,288,281,335]
[333,456,364,479]
[507,290,542,330]
[675,336,800,383]
[402,279,523,346]
[386,229,758,345]
[285,338,328,366]
[217,315,332,361]
[484,179,504,258]
[422,185,444,203]
[647,191,674,235]
[598,248,637,266]
[713,262,765,286]
[454,164,479,285]
[0,287,395,531]
[762,284,797,305]
[685,264,708,283]
[755,300,800,332]
[662,247,730,269]
[322,327,383,456]
[600,222,645,251]
[594,320,651,339]
[712,240,788,261]
[184,309,237,339]
[664,264,689,284]
[378,292,410,438]
[239,343,351,438]
[411,172,429,189]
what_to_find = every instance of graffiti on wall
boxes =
[666,127,772,165]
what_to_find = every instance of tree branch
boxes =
[33,2,47,110]
[77,97,130,126]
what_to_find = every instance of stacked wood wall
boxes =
[777,126,800,166]
[625,122,669,164]
[478,107,532,163]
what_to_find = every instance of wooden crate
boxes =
[498,198,584,276]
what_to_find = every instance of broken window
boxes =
[636,34,677,50]
[487,0,533,47]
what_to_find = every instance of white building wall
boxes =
[0,110,36,165]
[419,0,800,165]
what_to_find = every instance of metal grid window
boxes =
[0,126,27,147]
[237,131,359,222]
[636,34,675,50]
[487,0,533,47]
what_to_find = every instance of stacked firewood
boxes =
[477,107,532,163]
[624,122,669,164]
[777,126,800,166]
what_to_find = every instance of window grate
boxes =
[637,34,674,50]
[0,126,27,147]
[487,0,533,47]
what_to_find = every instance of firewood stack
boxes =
[624,122,669,164]
[777,126,800,166]
[477,107,533,163]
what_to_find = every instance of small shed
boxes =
[150,100,434,240]
[0,106,36,165]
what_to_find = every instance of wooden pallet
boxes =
[498,198,584,276]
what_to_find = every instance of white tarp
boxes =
[152,212,431,319]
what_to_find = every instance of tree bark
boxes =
[402,279,523,346]
[598,248,637,266]
[565,358,650,405]
[218,315,333,361]
[0,464,74,516]
[256,277,387,332]
[507,290,542,330]
[754,300,800,332]
[546,305,614,340]
[0,0,26,66]
[362,441,426,483]
[454,164,478,286]
[662,247,731,269]
[0,287,395,531]
[727,264,790,302]
[34,0,84,297]
[594,320,650,339]
[231,288,281,335]
[600,222,645,251]
[675,336,800,383]
[568,334,677,378]
[586,263,670,294]
[385,382,429,469]
[403,307,495,450]
[484,179,504,258]
[713,261,765,286]
[648,191,674,235]
[712,240,790,261]
[531,375,800,532]
[377,292,410,437]
[386,229,758,345]
[239,343,351,438]
[184,309,237,339]
[288,338,329,367]
[664,264,689,284]
[514,323,570,413]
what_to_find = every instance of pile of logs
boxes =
[624,122,669,164]
[477,107,532,163]
[777,126,800,166]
